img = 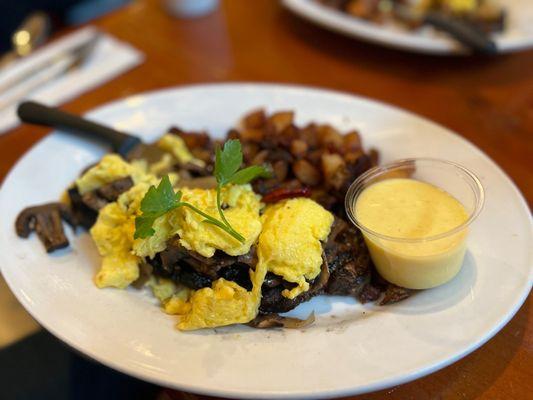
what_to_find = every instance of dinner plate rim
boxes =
[282,0,533,55]
[1,82,531,399]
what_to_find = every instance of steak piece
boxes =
[149,237,253,290]
[78,177,134,212]
[249,312,315,329]
[260,284,317,314]
[15,203,75,253]
[68,187,97,229]
[367,267,414,305]
[155,236,240,278]
[68,177,133,230]
[95,177,134,201]
[325,218,372,298]
[183,249,236,279]
[219,263,253,291]
[379,285,414,305]
[149,250,210,290]
[260,259,329,314]
[358,283,382,303]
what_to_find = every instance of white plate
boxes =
[0,84,531,399]
[283,0,533,54]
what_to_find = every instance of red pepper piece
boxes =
[262,187,312,203]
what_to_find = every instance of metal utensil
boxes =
[17,101,166,162]
[391,2,497,54]
[0,33,100,112]
[0,12,51,69]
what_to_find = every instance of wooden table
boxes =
[0,0,531,398]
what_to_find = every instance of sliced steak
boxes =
[149,236,253,290]
[96,177,134,201]
[260,284,317,314]
[259,259,329,314]
[68,187,98,229]
[325,218,372,298]
[68,177,133,230]
[379,285,414,305]
[79,177,134,212]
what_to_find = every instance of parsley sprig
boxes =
[134,139,270,242]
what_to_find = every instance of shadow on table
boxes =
[0,330,159,400]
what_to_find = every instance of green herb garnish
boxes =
[134,139,270,242]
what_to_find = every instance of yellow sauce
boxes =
[354,178,469,289]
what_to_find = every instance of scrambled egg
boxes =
[177,279,256,330]
[148,153,175,176]
[178,264,267,330]
[445,0,477,12]
[83,154,159,289]
[147,276,192,315]
[133,185,262,259]
[175,197,332,330]
[157,134,205,167]
[176,186,262,257]
[91,199,138,289]
[76,154,150,194]
[147,276,179,302]
[90,182,154,288]
[257,198,334,299]
[164,291,192,315]
[419,0,477,13]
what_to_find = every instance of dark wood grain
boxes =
[0,0,530,398]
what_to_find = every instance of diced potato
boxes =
[293,159,321,186]
[242,108,266,129]
[268,111,294,133]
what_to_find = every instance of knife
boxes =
[17,101,167,162]
[392,2,497,54]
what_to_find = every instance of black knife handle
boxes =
[17,101,141,157]
[424,12,497,55]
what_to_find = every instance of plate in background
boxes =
[0,83,531,399]
[283,0,533,54]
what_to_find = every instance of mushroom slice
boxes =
[15,203,74,253]
[249,312,315,329]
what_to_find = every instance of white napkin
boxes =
[0,26,144,135]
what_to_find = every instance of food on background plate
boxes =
[318,0,505,34]
[16,109,423,331]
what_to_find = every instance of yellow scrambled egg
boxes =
[445,0,477,13]
[157,134,205,167]
[419,0,477,13]
[178,279,256,330]
[147,276,192,315]
[133,185,262,259]
[257,198,334,299]
[90,182,154,288]
[76,154,149,194]
[175,197,333,330]
[82,155,159,289]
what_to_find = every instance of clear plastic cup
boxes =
[345,158,484,289]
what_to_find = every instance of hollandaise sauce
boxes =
[354,178,469,289]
